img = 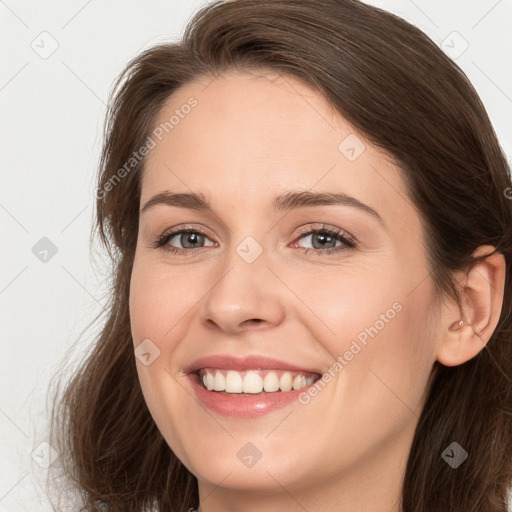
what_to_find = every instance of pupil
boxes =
[314,233,335,249]
[183,232,201,248]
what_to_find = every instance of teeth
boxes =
[279,372,293,392]
[200,369,316,393]
[225,370,243,393]
[213,371,224,391]
[263,372,280,392]
[243,371,263,393]
[292,375,306,390]
[205,372,214,390]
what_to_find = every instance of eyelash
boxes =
[151,224,357,257]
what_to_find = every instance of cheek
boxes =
[129,257,198,343]
[128,259,196,464]
[298,260,437,411]
[327,286,437,440]
[282,261,402,353]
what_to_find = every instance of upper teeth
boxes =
[200,369,316,393]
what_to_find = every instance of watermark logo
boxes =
[134,338,161,366]
[31,441,59,469]
[338,133,366,161]
[298,301,403,405]
[32,237,58,263]
[236,442,263,468]
[441,441,468,469]
[96,97,198,200]
[440,31,469,60]
[236,236,263,263]
[31,31,59,59]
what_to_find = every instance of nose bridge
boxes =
[200,234,285,332]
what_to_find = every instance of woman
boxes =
[48,0,512,510]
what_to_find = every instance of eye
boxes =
[152,227,215,255]
[292,224,357,255]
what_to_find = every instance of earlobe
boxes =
[436,246,506,367]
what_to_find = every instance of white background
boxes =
[1,0,511,510]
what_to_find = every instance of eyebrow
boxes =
[141,190,385,226]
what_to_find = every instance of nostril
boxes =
[243,319,264,327]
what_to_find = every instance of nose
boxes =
[200,248,286,334]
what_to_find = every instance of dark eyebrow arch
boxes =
[141,190,385,226]
[273,190,384,226]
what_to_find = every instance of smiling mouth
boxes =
[192,368,321,394]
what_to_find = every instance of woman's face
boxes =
[129,69,440,506]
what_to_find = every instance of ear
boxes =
[436,245,506,367]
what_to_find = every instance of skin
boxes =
[129,69,505,512]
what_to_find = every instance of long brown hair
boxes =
[47,0,512,510]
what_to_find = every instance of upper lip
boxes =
[183,355,322,375]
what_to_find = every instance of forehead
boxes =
[140,69,416,233]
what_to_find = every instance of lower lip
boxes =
[187,373,315,418]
